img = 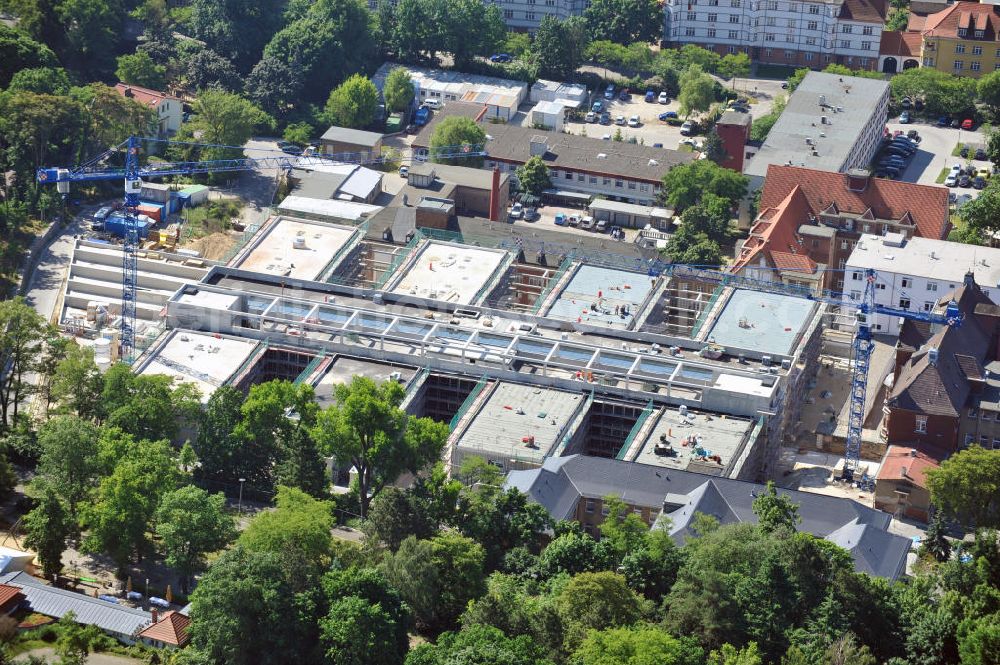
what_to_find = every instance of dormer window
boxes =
[975,30,985,38]
[958,28,968,37]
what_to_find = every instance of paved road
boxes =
[22,212,92,325]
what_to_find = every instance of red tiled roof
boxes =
[876,444,944,486]
[838,0,889,23]
[771,251,818,273]
[760,165,950,240]
[907,14,927,31]
[732,185,813,272]
[879,31,923,57]
[138,611,190,647]
[920,1,1000,39]
[0,585,23,610]
[113,83,180,108]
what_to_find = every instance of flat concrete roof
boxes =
[634,407,754,472]
[276,196,381,223]
[746,72,889,179]
[137,330,259,402]
[234,217,360,281]
[545,264,655,330]
[388,241,509,305]
[313,356,417,408]
[455,382,585,464]
[847,232,1000,289]
[705,289,816,357]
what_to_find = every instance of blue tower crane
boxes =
[37,136,486,360]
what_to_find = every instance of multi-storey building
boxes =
[909,1,1000,78]
[664,0,887,70]
[368,0,587,31]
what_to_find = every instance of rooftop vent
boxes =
[648,159,658,166]
[846,168,871,193]
[529,135,548,157]
[928,346,939,365]
[819,94,827,107]
[597,153,607,159]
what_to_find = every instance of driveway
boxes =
[882,121,989,207]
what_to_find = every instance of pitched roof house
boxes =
[113,83,183,136]
[138,610,191,649]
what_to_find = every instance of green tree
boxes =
[505,32,532,57]
[516,156,552,196]
[752,481,800,533]
[431,0,506,69]
[244,56,305,118]
[275,426,329,498]
[36,415,100,522]
[324,74,379,129]
[363,486,434,551]
[708,642,763,665]
[321,568,410,665]
[49,343,103,421]
[102,368,201,442]
[678,64,716,118]
[187,88,273,147]
[22,488,71,578]
[886,7,910,31]
[189,0,288,72]
[533,15,590,81]
[750,95,786,142]
[194,385,245,485]
[239,486,334,574]
[718,53,751,87]
[54,611,90,665]
[927,446,1000,528]
[557,572,646,650]
[7,0,125,76]
[69,82,157,160]
[186,546,319,665]
[283,121,314,145]
[584,0,661,44]
[665,228,725,267]
[678,196,732,244]
[184,48,241,92]
[115,50,167,90]
[958,614,1000,665]
[428,116,487,168]
[599,496,650,562]
[7,67,71,95]
[537,531,610,579]
[0,297,47,430]
[0,24,57,88]
[979,71,1000,120]
[702,130,726,164]
[82,439,181,575]
[660,159,749,211]
[407,624,554,665]
[155,486,236,593]
[572,625,704,665]
[312,376,449,519]
[921,509,953,563]
[619,531,684,602]
[235,380,318,491]
[384,67,416,113]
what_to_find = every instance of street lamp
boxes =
[238,478,246,515]
[145,578,149,597]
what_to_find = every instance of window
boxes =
[983,410,993,421]
[601,504,610,516]
[709,0,719,4]
[838,258,846,269]
[640,183,649,192]
[809,4,819,12]
[526,11,535,19]
[785,49,794,56]
[576,173,584,182]
[805,50,814,59]
[899,297,911,309]
[766,16,776,25]
[807,20,817,29]
[628,181,636,190]
[729,45,738,53]
[850,290,861,301]
[564,171,572,179]
[707,27,716,37]
[973,61,982,71]
[956,44,966,53]
[765,34,776,41]
[768,0,777,8]
[728,30,739,38]
[861,41,871,50]
[731,0,740,6]
[790,2,797,9]
[923,301,934,311]
[976,29,985,38]
[965,434,975,447]
[585,499,595,513]
[840,39,851,48]
[925,57,935,66]
[901,278,912,288]
[954,60,965,70]
[730,14,740,22]
[981,435,990,447]
[916,416,928,433]
[788,19,795,28]
[686,27,696,35]
[852,271,862,281]
[589,175,597,184]
[708,12,717,21]
[974,46,983,55]
[958,27,967,37]
[995,48,1000,57]
[615,179,623,188]
[603,177,611,185]
[927,282,938,292]
[687,11,696,19]
[841,25,852,33]
[863,25,873,35]
[504,8,513,17]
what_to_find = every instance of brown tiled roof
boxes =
[760,165,950,240]
[876,444,944,486]
[0,585,23,610]
[138,611,190,647]
[771,251,818,273]
[879,31,923,57]
[732,185,813,272]
[920,1,1000,39]
[113,83,180,108]
[839,0,889,23]
[890,282,993,417]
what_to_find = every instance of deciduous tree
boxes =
[572,626,704,665]
[324,74,379,129]
[406,624,553,665]
[115,51,167,90]
[533,15,589,81]
[516,156,551,196]
[428,116,487,168]
[0,298,47,430]
[678,64,717,118]
[927,446,1000,528]
[0,24,57,88]
[22,488,71,578]
[384,67,416,113]
[155,486,236,593]
[36,415,100,522]
[584,0,661,44]
[238,486,334,575]
[321,568,410,665]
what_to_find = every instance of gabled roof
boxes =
[920,1,1000,38]
[825,519,910,579]
[771,251,818,274]
[138,610,191,646]
[838,0,889,23]
[0,584,23,609]
[113,83,180,108]
[890,280,993,416]
[319,126,384,147]
[507,455,911,579]
[879,31,923,58]
[760,165,950,240]
[732,185,813,272]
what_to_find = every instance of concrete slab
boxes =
[389,241,508,305]
[313,356,417,408]
[545,264,654,329]
[705,289,815,357]
[137,330,259,402]
[235,217,358,281]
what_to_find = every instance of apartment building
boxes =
[368,0,586,31]
[664,0,887,70]
[910,1,1000,78]
[845,233,1000,335]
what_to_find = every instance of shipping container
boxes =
[179,185,209,207]
[136,204,162,223]
[140,182,171,203]
[105,214,151,239]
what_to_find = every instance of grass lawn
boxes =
[936,167,951,184]
[181,199,243,241]
[952,142,967,157]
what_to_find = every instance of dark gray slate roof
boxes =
[507,455,911,579]
[0,572,152,637]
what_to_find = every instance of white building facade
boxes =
[369,0,587,31]
[663,0,886,70]
[844,233,1000,335]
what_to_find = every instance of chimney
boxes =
[901,466,909,479]
[846,168,871,193]
[909,448,918,457]
[488,166,500,222]
[964,270,977,288]
[529,135,548,157]
[151,609,159,624]
[123,86,133,98]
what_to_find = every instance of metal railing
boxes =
[689,285,724,340]
[449,374,491,432]
[617,399,655,460]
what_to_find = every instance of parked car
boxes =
[978,167,991,179]
[281,144,304,155]
[399,165,409,178]
[658,111,678,121]
[975,148,987,160]
[490,53,512,63]
[915,98,925,110]
[937,116,952,127]
[963,118,974,130]
[554,213,567,225]
[950,163,963,176]
[580,217,596,230]
[93,206,112,221]
[567,214,581,226]
[592,101,604,113]
[952,118,963,128]
[422,99,442,110]
[595,220,608,233]
[627,115,640,127]
[960,146,970,158]
[509,202,524,219]
[645,90,656,103]
[944,174,959,187]
[276,140,294,148]
[615,115,626,125]
[974,176,987,189]
[604,84,615,100]
[679,120,695,136]
[600,113,611,125]
[619,88,631,101]
[959,174,972,187]
[900,97,913,109]
[652,142,663,148]
[882,146,911,158]
[658,92,669,104]
[906,129,920,140]
[880,167,901,179]
[602,133,611,140]
[899,111,911,124]
[585,111,597,123]
[523,207,539,221]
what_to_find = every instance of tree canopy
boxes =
[927,446,1000,528]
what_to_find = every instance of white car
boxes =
[944,174,959,187]
[627,115,640,128]
[399,165,409,178]
[422,99,441,109]
[615,115,626,125]
[602,133,611,140]
[585,111,597,123]
[658,92,669,104]
[509,202,523,219]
